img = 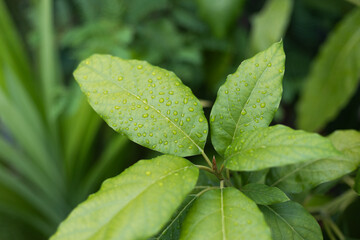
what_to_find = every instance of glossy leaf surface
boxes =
[297,9,360,131]
[259,201,322,240]
[210,42,285,156]
[74,54,208,157]
[241,183,289,205]
[269,130,360,193]
[180,187,271,240]
[225,125,339,171]
[51,155,199,240]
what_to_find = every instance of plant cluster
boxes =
[51,42,360,240]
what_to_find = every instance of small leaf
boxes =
[210,42,285,156]
[297,9,360,131]
[269,130,360,193]
[250,0,293,54]
[74,54,208,157]
[259,201,323,240]
[241,183,289,205]
[225,125,340,171]
[196,0,245,38]
[180,187,271,240]
[50,155,199,240]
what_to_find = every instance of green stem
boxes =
[201,151,213,168]
[326,217,345,240]
[323,219,337,240]
[195,165,214,174]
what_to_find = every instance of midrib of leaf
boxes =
[220,188,226,240]
[231,49,279,142]
[84,64,203,152]
[270,155,353,187]
[155,187,218,239]
[263,205,305,240]
[82,165,192,238]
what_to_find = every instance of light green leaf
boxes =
[249,0,293,54]
[297,9,360,131]
[268,130,360,193]
[74,54,208,157]
[180,187,271,240]
[210,42,285,156]
[51,155,199,240]
[225,124,340,171]
[241,183,289,205]
[196,0,245,38]
[259,201,323,240]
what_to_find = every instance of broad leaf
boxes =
[196,0,245,38]
[180,187,271,240]
[259,201,323,240]
[50,155,199,240]
[250,0,293,54]
[297,9,360,131]
[210,42,285,156]
[225,124,339,171]
[74,54,208,157]
[241,183,289,205]
[268,130,360,193]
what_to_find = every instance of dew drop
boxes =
[143,113,149,118]
[260,103,266,108]
[137,65,143,69]
[169,91,174,95]
[159,98,164,103]
[225,90,229,94]
[186,117,191,122]
[172,130,177,135]
[118,76,123,81]
[255,63,259,67]
[103,90,108,95]
[267,63,272,67]
[241,109,247,115]
[173,111,178,116]
[199,117,204,122]
[146,171,151,176]
[188,107,194,112]
[183,98,188,104]
[166,101,172,106]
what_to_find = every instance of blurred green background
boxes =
[0,0,359,239]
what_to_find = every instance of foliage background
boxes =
[0,0,359,239]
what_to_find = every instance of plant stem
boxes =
[326,217,345,240]
[195,165,214,174]
[201,151,213,168]
[323,219,337,240]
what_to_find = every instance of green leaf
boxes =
[74,54,208,157]
[179,187,271,240]
[259,201,323,240]
[225,124,339,171]
[241,183,289,205]
[210,41,285,156]
[249,0,293,54]
[269,130,360,193]
[50,155,199,240]
[297,9,360,131]
[196,0,245,38]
